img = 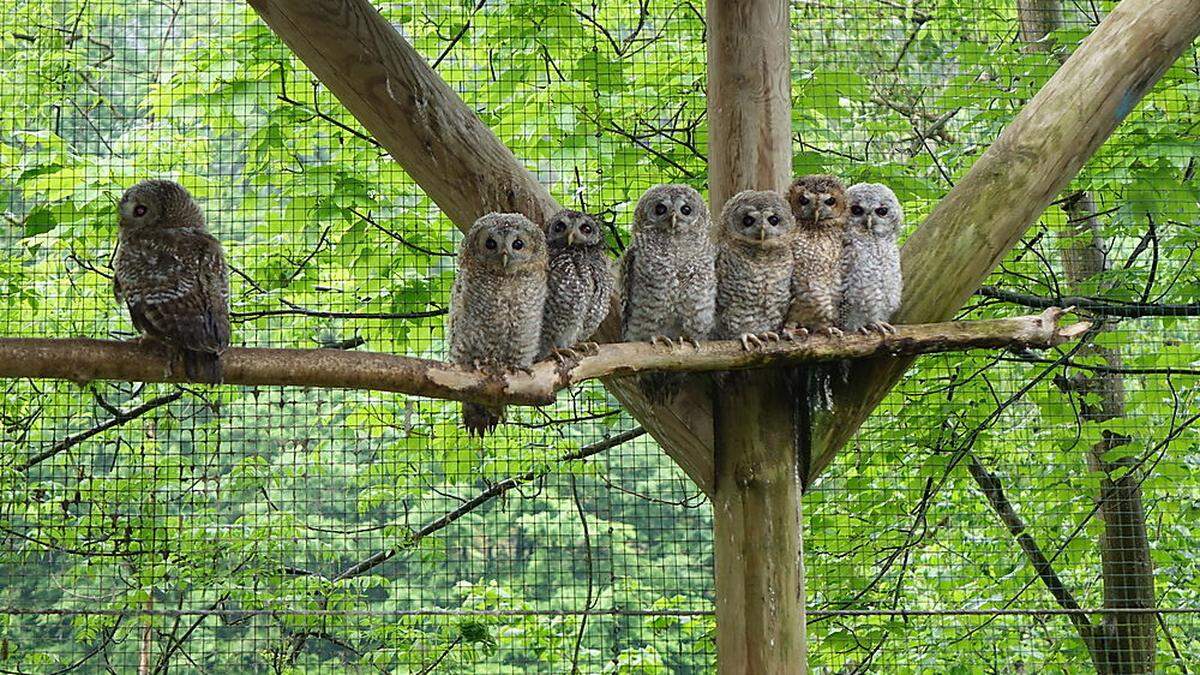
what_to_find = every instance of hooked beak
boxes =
[758,226,767,241]
[671,211,678,228]
[567,230,579,246]
[501,251,510,269]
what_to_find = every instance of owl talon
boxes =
[760,331,781,343]
[550,348,582,364]
[818,326,844,338]
[577,341,601,356]
[650,335,675,349]
[679,337,701,350]
[782,326,809,341]
[877,322,897,334]
[739,333,765,351]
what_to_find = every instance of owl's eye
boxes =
[654,203,668,216]
[767,215,780,226]
[875,207,889,216]
[580,223,593,234]
[485,238,498,250]
[742,215,755,227]
[512,239,525,251]
[850,205,865,216]
[133,205,148,217]
[553,221,566,232]
[680,204,692,216]
[798,196,810,206]
[824,197,837,206]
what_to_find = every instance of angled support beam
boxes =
[246,0,716,491]
[811,0,1200,482]
[0,311,1083,405]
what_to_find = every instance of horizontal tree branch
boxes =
[977,285,1200,317]
[0,309,1086,406]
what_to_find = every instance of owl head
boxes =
[545,209,602,250]
[719,190,795,247]
[787,175,847,228]
[462,212,547,274]
[118,179,204,231]
[846,183,903,238]
[633,184,708,234]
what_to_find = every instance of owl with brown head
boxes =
[785,174,846,337]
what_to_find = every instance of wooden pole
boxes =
[245,0,716,492]
[706,0,805,671]
[809,0,1200,481]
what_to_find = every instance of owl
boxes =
[619,184,715,403]
[714,190,796,350]
[113,179,230,384]
[538,210,614,360]
[840,183,903,333]
[449,213,548,436]
[785,174,847,337]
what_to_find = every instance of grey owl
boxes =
[840,183,903,334]
[619,184,715,403]
[785,174,847,337]
[113,179,230,383]
[449,213,548,436]
[715,190,796,350]
[539,210,613,360]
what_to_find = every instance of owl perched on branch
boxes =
[785,174,847,338]
[714,190,796,350]
[539,210,613,360]
[449,213,548,436]
[113,179,230,384]
[619,184,715,403]
[840,183,904,334]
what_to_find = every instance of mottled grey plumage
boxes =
[715,190,796,349]
[539,210,613,359]
[113,179,230,383]
[619,184,715,402]
[840,183,903,333]
[449,213,548,436]
[785,175,846,336]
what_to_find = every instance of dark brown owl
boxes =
[113,179,231,383]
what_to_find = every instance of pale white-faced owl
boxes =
[618,184,715,403]
[449,213,548,436]
[840,183,903,333]
[113,179,230,383]
[539,210,613,359]
[714,190,797,350]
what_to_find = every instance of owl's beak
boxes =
[567,230,579,246]
[670,212,678,228]
[501,251,511,269]
[758,226,767,241]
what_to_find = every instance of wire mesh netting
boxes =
[0,0,1197,672]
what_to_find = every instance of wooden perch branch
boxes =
[0,310,1086,405]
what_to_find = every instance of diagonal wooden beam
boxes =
[809,0,1200,482]
[246,0,717,492]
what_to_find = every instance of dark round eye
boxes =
[680,204,692,216]
[824,197,837,206]
[851,205,865,216]
[742,215,755,227]
[512,239,525,250]
[767,215,780,226]
[133,205,147,217]
[485,238,498,250]
[553,221,566,232]
[875,207,889,216]
[579,224,592,234]
[654,203,668,216]
[798,196,810,206]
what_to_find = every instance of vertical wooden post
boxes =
[707,0,805,672]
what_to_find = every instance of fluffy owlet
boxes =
[714,190,797,350]
[538,210,614,360]
[619,184,715,403]
[785,175,847,337]
[449,213,548,436]
[840,183,903,334]
[113,179,230,383]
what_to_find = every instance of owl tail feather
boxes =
[182,349,223,384]
[637,372,682,406]
[463,402,504,437]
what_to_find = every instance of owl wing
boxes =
[618,245,636,340]
[125,231,230,354]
